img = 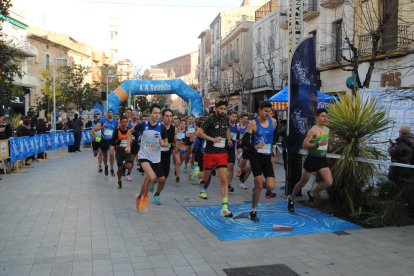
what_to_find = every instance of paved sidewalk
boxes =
[0,149,413,276]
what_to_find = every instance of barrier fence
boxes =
[2,129,93,163]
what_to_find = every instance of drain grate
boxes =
[224,264,300,276]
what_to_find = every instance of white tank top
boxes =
[138,121,162,163]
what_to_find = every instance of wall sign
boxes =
[380,72,401,87]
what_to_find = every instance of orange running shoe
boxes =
[135,195,141,212]
[236,170,242,177]
[140,194,149,212]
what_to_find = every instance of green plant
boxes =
[328,93,391,201]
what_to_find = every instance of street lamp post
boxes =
[53,57,67,131]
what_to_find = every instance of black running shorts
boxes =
[303,155,329,173]
[139,159,164,178]
[160,154,171,178]
[92,141,100,151]
[227,147,236,164]
[116,150,133,166]
[100,139,112,152]
[251,154,275,178]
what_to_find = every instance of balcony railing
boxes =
[357,25,411,56]
[253,75,269,89]
[319,43,341,66]
[255,0,278,21]
[279,8,288,30]
[304,0,320,21]
[320,0,344,9]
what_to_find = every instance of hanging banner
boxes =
[287,36,318,152]
[288,0,304,56]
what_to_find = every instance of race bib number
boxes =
[104,128,113,137]
[231,132,237,141]
[257,143,271,154]
[161,143,171,152]
[187,127,196,134]
[176,132,185,140]
[144,141,159,151]
[213,138,226,148]
[317,144,328,151]
[120,140,128,147]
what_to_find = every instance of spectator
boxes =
[56,118,64,131]
[36,118,50,159]
[72,113,83,152]
[0,111,12,140]
[16,116,35,165]
[388,125,414,183]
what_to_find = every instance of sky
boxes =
[11,0,264,71]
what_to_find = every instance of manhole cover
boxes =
[224,264,300,276]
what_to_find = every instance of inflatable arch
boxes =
[107,79,204,116]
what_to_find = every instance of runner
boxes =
[186,116,197,169]
[242,101,277,222]
[287,108,333,212]
[126,110,140,181]
[237,114,251,189]
[227,111,238,192]
[90,109,118,177]
[196,99,233,217]
[91,114,103,173]
[153,108,176,205]
[174,119,189,183]
[126,104,168,212]
[111,116,132,189]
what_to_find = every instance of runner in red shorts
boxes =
[196,99,233,217]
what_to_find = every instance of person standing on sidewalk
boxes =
[196,99,234,218]
[72,113,84,152]
[242,101,278,222]
[287,108,333,212]
[126,104,167,212]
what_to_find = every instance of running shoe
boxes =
[307,191,315,204]
[104,166,109,176]
[220,207,233,218]
[236,170,242,177]
[149,183,155,193]
[228,185,234,192]
[126,175,133,182]
[287,195,295,212]
[135,195,141,212]
[239,182,248,190]
[98,165,103,173]
[239,170,246,182]
[141,194,148,212]
[140,172,144,176]
[154,194,161,205]
[176,176,180,183]
[117,180,122,189]
[249,211,259,222]
[199,191,208,200]
[265,190,276,199]
[110,169,115,177]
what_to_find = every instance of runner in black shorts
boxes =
[287,109,333,212]
[243,101,278,222]
[227,111,238,192]
[152,109,175,205]
[111,117,132,189]
[91,115,103,172]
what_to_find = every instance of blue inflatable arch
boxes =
[107,79,204,116]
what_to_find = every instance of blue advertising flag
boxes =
[287,37,318,153]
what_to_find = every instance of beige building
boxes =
[1,11,37,114]
[142,68,168,80]
[198,30,212,99]
[156,51,199,89]
[116,58,134,82]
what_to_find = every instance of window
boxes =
[334,20,343,62]
[45,54,50,69]
[309,30,317,52]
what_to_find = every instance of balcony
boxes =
[320,0,344,9]
[319,43,341,67]
[255,0,278,21]
[279,8,288,30]
[357,25,411,56]
[253,75,269,89]
[304,0,320,21]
